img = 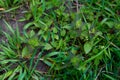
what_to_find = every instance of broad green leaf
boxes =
[38,30,44,35]
[76,19,82,28]
[53,27,58,33]
[44,43,52,50]
[62,25,72,30]
[51,41,58,48]
[54,34,59,40]
[61,29,66,36]
[84,42,92,54]
[22,46,29,58]
[115,24,120,29]
[28,37,39,47]
[29,30,35,38]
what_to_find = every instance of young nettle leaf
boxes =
[38,30,44,35]
[44,43,52,50]
[54,34,59,40]
[43,33,48,41]
[76,19,82,28]
[51,41,58,48]
[62,25,72,30]
[29,30,35,38]
[22,46,29,58]
[115,24,120,29]
[70,31,77,38]
[84,42,93,54]
[28,37,39,47]
[53,27,58,33]
[61,29,66,36]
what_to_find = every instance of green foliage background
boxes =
[0,0,120,80]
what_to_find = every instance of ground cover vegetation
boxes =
[0,0,120,80]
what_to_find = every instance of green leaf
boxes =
[53,27,58,33]
[29,30,35,38]
[76,19,82,28]
[22,46,29,58]
[44,43,52,50]
[61,29,66,36]
[84,42,92,54]
[51,41,58,48]
[28,37,39,47]
[54,34,59,40]
[63,25,72,30]
[115,24,120,29]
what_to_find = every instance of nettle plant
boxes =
[20,1,120,79]
[0,0,120,79]
[23,6,116,79]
